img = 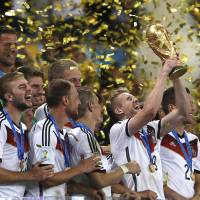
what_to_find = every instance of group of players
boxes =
[0,27,199,200]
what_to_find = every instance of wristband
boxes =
[120,164,129,174]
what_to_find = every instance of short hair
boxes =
[162,87,190,114]
[17,66,44,81]
[0,26,16,36]
[46,79,73,108]
[78,87,102,118]
[106,87,129,122]
[0,72,24,103]
[48,59,79,82]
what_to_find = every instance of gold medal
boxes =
[19,160,24,172]
[149,164,156,173]
[191,172,195,181]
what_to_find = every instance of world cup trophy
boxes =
[146,24,187,79]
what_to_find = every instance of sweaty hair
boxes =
[46,79,72,108]
[17,66,44,81]
[106,87,129,122]
[0,72,24,103]
[77,87,102,118]
[48,59,79,82]
[0,26,16,36]
[162,87,190,114]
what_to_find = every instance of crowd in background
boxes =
[0,26,199,200]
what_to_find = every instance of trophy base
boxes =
[169,65,187,79]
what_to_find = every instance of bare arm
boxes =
[173,79,190,119]
[128,59,179,135]
[88,161,140,189]
[193,173,200,200]
[160,79,191,137]
[0,163,53,183]
[41,155,100,187]
[67,181,105,200]
[164,185,188,200]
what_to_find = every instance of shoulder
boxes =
[110,119,129,136]
[68,127,88,139]
[34,103,48,121]
[0,110,7,126]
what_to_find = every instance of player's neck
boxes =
[49,107,67,130]
[0,63,13,73]
[6,104,21,126]
[175,124,185,136]
[78,114,96,133]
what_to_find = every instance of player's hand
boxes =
[91,189,106,200]
[120,191,141,200]
[138,190,158,200]
[29,162,54,181]
[125,161,141,175]
[162,58,181,78]
[79,154,101,173]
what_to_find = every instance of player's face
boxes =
[0,33,17,67]
[92,95,103,124]
[9,77,32,111]
[28,76,45,107]
[66,84,80,119]
[116,92,141,118]
[64,68,81,88]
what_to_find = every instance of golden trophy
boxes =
[146,23,187,79]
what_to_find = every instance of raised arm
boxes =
[128,58,179,135]
[160,79,191,137]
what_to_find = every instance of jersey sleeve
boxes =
[30,122,56,165]
[109,120,130,155]
[0,122,7,160]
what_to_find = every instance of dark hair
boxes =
[78,87,102,118]
[162,87,190,114]
[0,72,24,103]
[0,26,16,36]
[17,66,44,81]
[46,79,72,108]
[48,59,79,82]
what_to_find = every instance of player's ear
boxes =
[168,104,176,113]
[114,106,123,115]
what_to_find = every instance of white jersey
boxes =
[34,103,48,122]
[0,110,29,197]
[160,131,200,198]
[110,119,165,200]
[68,126,112,197]
[27,117,70,197]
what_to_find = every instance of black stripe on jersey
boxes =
[0,112,6,126]
[194,169,200,174]
[125,146,137,192]
[81,128,98,153]
[125,118,131,137]
[39,183,43,196]
[44,104,49,118]
[42,119,52,146]
[157,120,161,139]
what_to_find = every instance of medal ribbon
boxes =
[172,130,193,173]
[48,113,70,167]
[141,128,153,164]
[3,108,24,160]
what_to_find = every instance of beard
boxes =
[13,98,32,111]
